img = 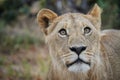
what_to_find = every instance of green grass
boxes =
[0,33,44,54]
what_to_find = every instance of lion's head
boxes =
[37,4,108,79]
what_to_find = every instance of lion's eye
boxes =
[84,27,91,34]
[58,28,67,36]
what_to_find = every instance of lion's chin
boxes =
[68,63,90,73]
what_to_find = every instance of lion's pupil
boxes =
[61,31,65,34]
[84,27,91,34]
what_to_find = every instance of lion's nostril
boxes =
[69,46,87,55]
[81,47,86,51]
[69,47,76,52]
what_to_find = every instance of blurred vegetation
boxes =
[0,0,31,23]
[97,0,120,29]
[0,23,41,53]
[0,0,120,53]
[0,0,40,53]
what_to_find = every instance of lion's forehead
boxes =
[55,13,93,29]
[58,13,87,23]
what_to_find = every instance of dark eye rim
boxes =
[84,26,91,34]
[58,28,67,35]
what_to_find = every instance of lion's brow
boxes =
[70,14,75,22]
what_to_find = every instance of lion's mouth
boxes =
[66,58,90,67]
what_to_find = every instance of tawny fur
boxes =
[37,4,120,80]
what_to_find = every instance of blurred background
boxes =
[0,0,120,80]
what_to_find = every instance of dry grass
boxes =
[0,45,50,80]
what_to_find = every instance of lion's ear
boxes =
[88,4,102,20]
[87,4,102,30]
[37,9,58,35]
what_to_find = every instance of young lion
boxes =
[37,4,120,80]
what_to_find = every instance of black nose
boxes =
[69,46,86,55]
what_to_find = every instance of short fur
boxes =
[37,4,120,80]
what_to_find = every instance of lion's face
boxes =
[37,4,102,73]
[46,14,101,73]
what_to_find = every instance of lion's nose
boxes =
[69,46,86,55]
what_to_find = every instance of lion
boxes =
[37,4,120,80]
